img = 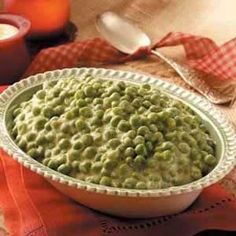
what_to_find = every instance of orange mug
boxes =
[0,14,30,84]
[3,0,70,39]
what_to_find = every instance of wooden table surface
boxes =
[0,0,235,235]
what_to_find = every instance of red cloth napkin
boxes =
[0,147,236,236]
[1,32,236,235]
[24,32,236,82]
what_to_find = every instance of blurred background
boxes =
[1,0,235,60]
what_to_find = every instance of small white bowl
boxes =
[0,68,235,218]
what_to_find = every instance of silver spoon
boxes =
[96,11,233,104]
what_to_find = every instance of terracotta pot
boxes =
[0,13,30,84]
[3,0,70,39]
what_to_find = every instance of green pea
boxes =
[84,86,96,97]
[119,163,130,175]
[125,156,133,165]
[99,176,112,186]
[35,117,47,130]
[68,150,80,161]
[130,114,142,127]
[75,90,85,99]
[75,120,89,131]
[60,123,71,133]
[103,113,112,123]
[137,126,150,136]
[157,111,169,121]
[95,110,104,118]
[178,156,190,166]
[51,96,62,106]
[42,158,51,166]
[50,119,61,129]
[103,97,112,109]
[149,124,158,133]
[112,107,124,116]
[117,120,131,132]
[154,152,164,161]
[104,159,118,170]
[120,100,133,113]
[191,167,202,180]
[143,100,152,108]
[47,159,60,169]
[190,148,201,160]
[110,92,120,101]
[204,154,217,166]
[100,168,112,177]
[162,150,172,161]
[111,101,119,108]
[58,139,71,149]
[132,98,142,108]
[135,144,147,155]
[80,107,92,118]
[123,137,133,147]
[110,116,122,127]
[93,132,103,144]
[124,147,135,157]
[58,164,71,175]
[142,84,151,90]
[36,135,47,145]
[117,81,126,90]
[32,106,41,116]
[57,155,67,165]
[26,132,37,141]
[93,98,103,105]
[91,161,103,173]
[83,146,97,159]
[109,138,121,149]
[79,161,91,173]
[103,129,116,141]
[161,141,174,150]
[27,148,40,159]
[54,105,64,116]
[90,117,102,127]
[43,106,54,118]
[52,147,61,155]
[73,140,83,150]
[167,118,176,129]
[134,135,145,145]
[123,177,137,189]
[76,98,87,107]
[81,134,93,146]
[125,87,136,97]
[127,130,136,139]
[71,160,79,169]
[149,105,160,112]
[106,150,120,161]
[178,142,190,153]
[134,155,146,167]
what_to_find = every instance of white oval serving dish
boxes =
[0,68,235,218]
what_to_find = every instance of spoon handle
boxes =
[150,49,233,104]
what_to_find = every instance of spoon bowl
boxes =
[96,11,151,54]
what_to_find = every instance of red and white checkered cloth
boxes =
[24,32,236,83]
